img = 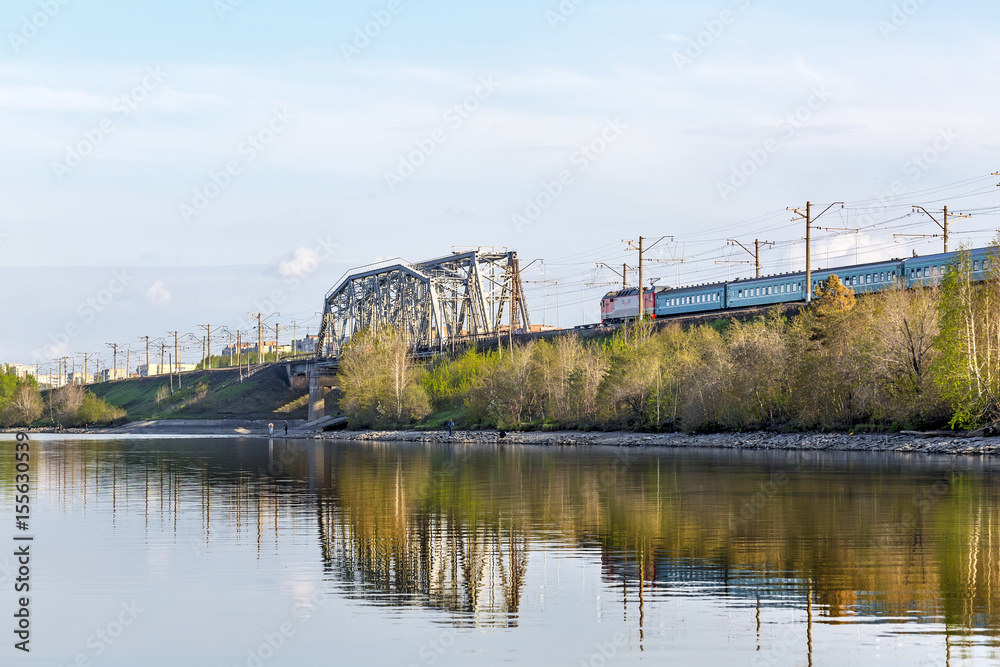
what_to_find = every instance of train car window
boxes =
[974,260,980,271]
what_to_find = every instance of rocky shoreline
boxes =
[320,429,1000,456]
[7,422,1000,456]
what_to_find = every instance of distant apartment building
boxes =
[6,364,36,380]
[99,368,132,382]
[139,362,197,377]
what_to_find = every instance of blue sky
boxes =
[2,0,999,367]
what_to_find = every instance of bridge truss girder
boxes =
[317,248,530,358]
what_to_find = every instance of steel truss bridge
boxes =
[316,247,531,358]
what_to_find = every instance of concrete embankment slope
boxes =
[314,429,1000,456]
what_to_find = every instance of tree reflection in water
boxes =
[16,438,1000,649]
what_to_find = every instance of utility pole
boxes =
[167,331,181,389]
[105,343,119,381]
[912,205,971,254]
[236,330,243,382]
[78,352,91,385]
[159,339,166,378]
[625,236,672,320]
[139,336,150,377]
[291,321,297,358]
[625,236,678,319]
[727,239,774,278]
[597,263,635,289]
[199,325,212,369]
[274,323,281,362]
[788,201,843,302]
[249,313,263,367]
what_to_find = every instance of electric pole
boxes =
[199,324,212,369]
[167,331,181,389]
[912,205,971,254]
[106,343,119,381]
[787,201,843,302]
[625,236,673,320]
[249,313,263,367]
[78,352,91,385]
[139,336,150,377]
[597,263,635,289]
[727,239,774,278]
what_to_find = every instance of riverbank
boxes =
[320,429,1000,455]
[7,422,1000,455]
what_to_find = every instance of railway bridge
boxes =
[304,247,532,421]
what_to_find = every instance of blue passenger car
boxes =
[725,273,805,309]
[635,245,995,323]
[655,283,726,316]
[902,247,992,288]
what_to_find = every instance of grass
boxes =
[88,366,310,421]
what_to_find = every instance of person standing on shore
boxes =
[447,419,454,436]
[268,422,274,436]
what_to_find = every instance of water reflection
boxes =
[5,438,1000,655]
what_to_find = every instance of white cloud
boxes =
[277,247,320,279]
[145,280,172,306]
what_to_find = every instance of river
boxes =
[1,435,998,665]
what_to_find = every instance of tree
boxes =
[4,385,42,426]
[52,383,85,421]
[812,274,855,318]
[598,320,661,428]
[932,248,1000,428]
[338,327,431,428]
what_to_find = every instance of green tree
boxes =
[339,327,431,427]
[933,248,1000,428]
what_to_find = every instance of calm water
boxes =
[2,435,1000,666]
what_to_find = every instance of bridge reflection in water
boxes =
[21,438,1000,654]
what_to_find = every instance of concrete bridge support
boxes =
[308,371,339,422]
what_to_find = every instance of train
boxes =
[600,246,994,324]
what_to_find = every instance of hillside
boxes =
[87,365,310,421]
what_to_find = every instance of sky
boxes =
[1,0,999,369]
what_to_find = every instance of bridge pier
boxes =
[308,371,339,422]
